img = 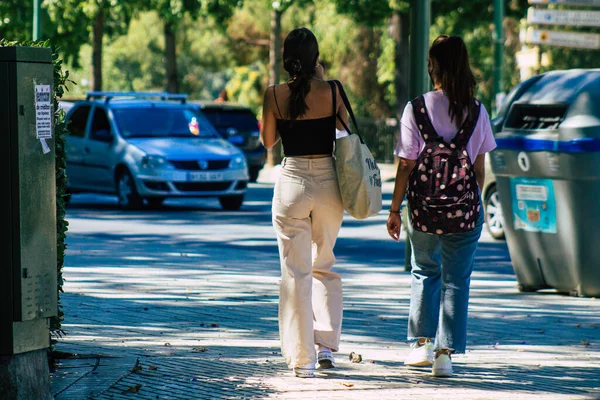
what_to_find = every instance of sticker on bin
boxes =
[510,177,557,234]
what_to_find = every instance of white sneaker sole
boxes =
[432,367,453,377]
[293,368,315,378]
[405,359,433,367]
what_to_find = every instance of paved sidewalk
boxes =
[50,186,600,399]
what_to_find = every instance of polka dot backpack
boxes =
[407,95,482,234]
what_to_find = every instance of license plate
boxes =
[187,172,224,182]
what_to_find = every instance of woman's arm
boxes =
[387,158,416,241]
[474,154,485,191]
[260,87,280,149]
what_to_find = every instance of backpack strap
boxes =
[452,99,482,148]
[411,95,440,143]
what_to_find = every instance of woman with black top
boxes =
[260,27,349,379]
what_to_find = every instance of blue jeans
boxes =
[406,209,484,353]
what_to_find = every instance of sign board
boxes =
[527,27,600,49]
[35,85,52,139]
[510,178,557,234]
[529,0,600,6]
[527,8,600,26]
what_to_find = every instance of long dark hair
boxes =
[428,35,476,128]
[283,28,319,120]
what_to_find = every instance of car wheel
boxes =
[146,197,165,208]
[117,170,143,209]
[219,195,244,211]
[249,166,261,183]
[484,185,505,240]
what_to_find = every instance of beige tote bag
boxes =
[331,80,382,219]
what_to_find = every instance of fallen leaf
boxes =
[193,346,208,352]
[210,323,219,328]
[164,343,171,347]
[132,365,143,374]
[575,324,581,328]
[581,339,590,346]
[349,352,362,363]
[341,382,354,388]
[149,365,158,371]
[122,384,142,393]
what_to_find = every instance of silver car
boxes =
[482,153,504,240]
[62,92,249,210]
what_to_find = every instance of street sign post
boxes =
[529,0,600,6]
[527,27,600,49]
[527,8,600,26]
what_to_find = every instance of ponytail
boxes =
[429,35,477,128]
[282,28,319,120]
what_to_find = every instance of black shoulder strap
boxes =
[332,80,364,144]
[272,86,282,118]
[329,80,336,117]
[452,99,482,147]
[411,95,439,143]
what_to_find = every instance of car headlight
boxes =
[231,155,247,169]
[141,155,169,169]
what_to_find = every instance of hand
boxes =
[387,212,402,241]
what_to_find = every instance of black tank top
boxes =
[274,81,336,157]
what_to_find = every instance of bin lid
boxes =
[499,70,600,146]
[515,69,600,105]
[0,46,52,63]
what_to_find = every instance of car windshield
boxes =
[113,106,219,139]
[201,108,259,132]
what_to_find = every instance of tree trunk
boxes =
[164,21,179,93]
[91,8,104,91]
[267,8,283,166]
[391,10,410,123]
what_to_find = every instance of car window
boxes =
[90,107,112,141]
[113,106,219,139]
[66,105,91,138]
[201,109,259,133]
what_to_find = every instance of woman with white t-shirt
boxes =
[386,35,496,377]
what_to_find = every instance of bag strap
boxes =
[451,99,482,147]
[328,81,337,144]
[331,80,365,144]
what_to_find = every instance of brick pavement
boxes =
[50,186,600,400]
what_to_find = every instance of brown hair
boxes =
[282,28,319,120]
[428,35,477,128]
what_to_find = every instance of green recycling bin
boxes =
[491,69,600,297]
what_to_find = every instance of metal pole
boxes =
[409,0,431,99]
[33,0,41,40]
[493,0,505,114]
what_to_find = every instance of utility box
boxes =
[0,47,57,355]
[491,69,600,297]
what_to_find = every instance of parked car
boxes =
[482,153,504,240]
[193,102,266,182]
[61,92,249,210]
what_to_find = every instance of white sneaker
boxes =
[293,365,315,378]
[317,350,336,369]
[432,350,453,377]
[404,339,434,367]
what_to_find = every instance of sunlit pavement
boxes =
[50,178,599,399]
